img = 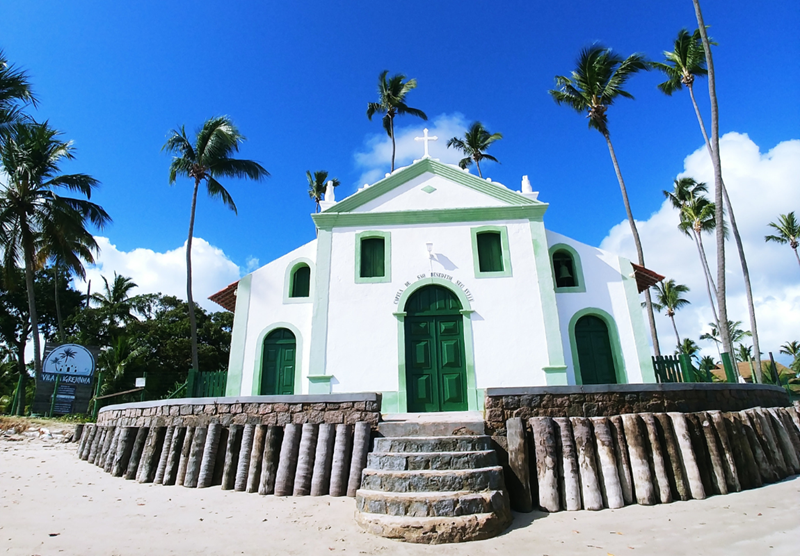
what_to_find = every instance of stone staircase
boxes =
[354,413,512,544]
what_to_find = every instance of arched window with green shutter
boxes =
[290,264,310,297]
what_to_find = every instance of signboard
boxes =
[32,343,99,416]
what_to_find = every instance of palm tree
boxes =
[654,27,761,381]
[163,116,269,372]
[0,121,110,378]
[779,341,800,358]
[446,122,502,178]
[676,338,700,359]
[765,212,800,268]
[548,45,661,355]
[698,355,716,382]
[0,50,37,136]
[735,343,753,365]
[651,279,690,349]
[699,322,723,362]
[306,171,339,213]
[91,272,140,330]
[366,71,428,172]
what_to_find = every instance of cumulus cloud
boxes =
[600,133,800,363]
[354,113,487,186]
[77,237,241,312]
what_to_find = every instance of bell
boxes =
[558,263,573,280]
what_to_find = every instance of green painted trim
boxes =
[323,158,542,214]
[393,277,479,412]
[619,258,657,383]
[422,185,436,194]
[544,366,569,386]
[313,205,547,230]
[469,225,513,279]
[380,391,401,414]
[307,374,334,394]
[549,243,587,294]
[225,274,252,396]
[354,230,392,284]
[529,220,567,368]
[252,322,304,395]
[282,257,315,304]
[568,308,628,385]
[475,388,485,411]
[309,229,333,375]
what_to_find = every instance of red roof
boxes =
[631,263,665,293]
[209,281,239,312]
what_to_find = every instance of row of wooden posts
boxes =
[504,406,800,513]
[73,421,372,497]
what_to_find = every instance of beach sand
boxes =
[1,429,798,556]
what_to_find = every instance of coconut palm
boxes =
[306,171,339,213]
[548,45,660,354]
[735,343,754,365]
[163,116,269,372]
[765,212,800,268]
[676,338,700,359]
[698,355,716,382]
[91,272,140,330]
[0,50,37,136]
[651,279,690,349]
[0,121,110,378]
[366,71,428,172]
[446,122,502,178]
[779,341,800,358]
[654,27,761,381]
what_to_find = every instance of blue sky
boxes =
[2,1,799,360]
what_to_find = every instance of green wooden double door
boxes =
[261,328,296,395]
[405,286,468,412]
[575,315,618,385]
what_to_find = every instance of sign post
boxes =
[32,343,98,416]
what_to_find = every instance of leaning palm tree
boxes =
[446,122,502,178]
[654,27,761,381]
[651,279,690,349]
[163,116,269,372]
[765,212,800,268]
[548,45,661,354]
[367,71,428,172]
[779,341,800,358]
[0,121,110,378]
[306,171,339,213]
[0,50,37,136]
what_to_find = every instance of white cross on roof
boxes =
[414,128,438,158]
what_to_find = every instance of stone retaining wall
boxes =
[97,393,382,428]
[484,384,789,435]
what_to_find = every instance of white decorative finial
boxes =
[325,180,335,202]
[414,128,438,158]
[521,175,532,193]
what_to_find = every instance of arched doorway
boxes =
[574,315,617,384]
[404,285,468,412]
[260,328,296,395]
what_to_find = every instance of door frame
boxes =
[393,278,478,412]
[567,308,627,385]
[252,322,303,395]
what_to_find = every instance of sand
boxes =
[1,430,798,556]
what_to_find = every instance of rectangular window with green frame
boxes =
[355,230,392,283]
[470,225,512,278]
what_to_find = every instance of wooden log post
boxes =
[221,425,242,490]
[125,427,149,480]
[235,424,255,492]
[655,413,689,501]
[347,422,371,497]
[621,414,656,505]
[766,408,800,473]
[708,411,741,492]
[247,425,267,494]
[724,413,762,489]
[258,425,282,495]
[782,407,800,435]
[98,427,116,468]
[697,412,728,495]
[176,426,195,486]
[530,417,560,512]
[751,408,789,478]
[608,415,634,505]
[78,424,96,460]
[310,423,336,497]
[505,417,533,512]
[640,414,672,504]
[198,423,223,489]
[184,426,208,488]
[589,417,624,509]
[554,417,581,511]
[163,426,186,486]
[328,424,352,497]
[103,427,121,472]
[570,417,603,510]
[685,414,714,496]
[667,413,705,500]
[776,409,800,458]
[293,423,319,496]
[111,427,136,478]
[88,427,106,464]
[137,426,166,484]
[739,411,778,483]
[274,424,302,496]
[73,423,84,444]
[153,426,175,485]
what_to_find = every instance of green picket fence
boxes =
[653,354,715,383]
[187,369,227,398]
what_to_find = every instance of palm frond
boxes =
[206,177,238,214]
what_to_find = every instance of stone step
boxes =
[355,489,507,518]
[360,466,505,493]
[378,413,485,437]
[367,450,497,471]
[373,435,493,454]
[355,511,513,544]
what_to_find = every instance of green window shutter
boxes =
[360,237,385,278]
[476,232,503,272]
[290,265,310,297]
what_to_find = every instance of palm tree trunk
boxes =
[692,0,732,357]
[604,132,661,356]
[21,232,43,379]
[54,264,64,342]
[695,236,720,329]
[793,246,800,268]
[670,314,682,350]
[688,82,763,381]
[186,178,200,373]
[476,157,483,178]
[390,116,396,172]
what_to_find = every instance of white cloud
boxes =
[600,133,800,364]
[354,113,498,186]
[77,237,241,312]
